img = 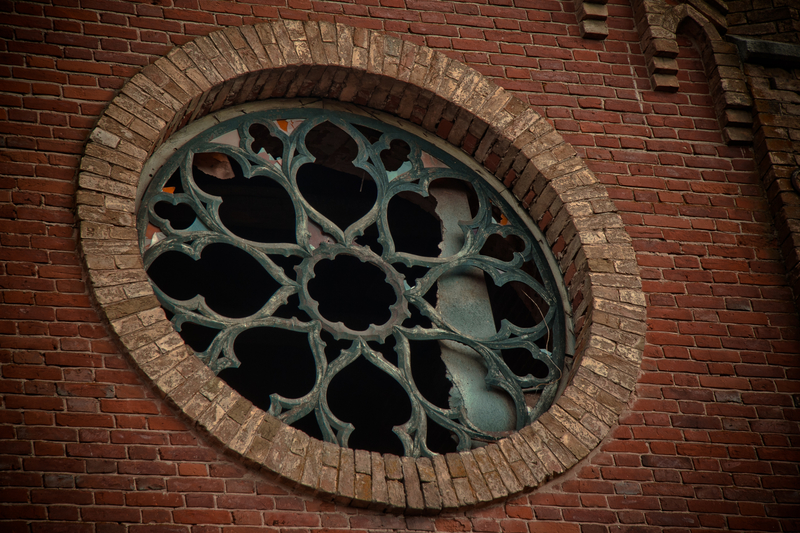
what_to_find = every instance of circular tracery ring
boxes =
[138,107,572,459]
[296,244,411,342]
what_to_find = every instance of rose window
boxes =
[138,108,570,458]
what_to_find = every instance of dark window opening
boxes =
[501,347,550,380]
[147,244,278,318]
[154,201,196,230]
[320,330,353,364]
[484,276,549,332]
[409,339,450,410]
[326,354,410,456]
[141,109,567,458]
[354,124,383,144]
[393,263,429,288]
[367,335,398,366]
[304,121,369,180]
[388,192,441,257]
[522,258,546,286]
[272,293,312,322]
[381,139,411,172]
[307,255,396,331]
[422,285,438,309]
[355,224,382,256]
[179,322,221,353]
[192,154,297,244]
[425,415,459,455]
[402,284,437,330]
[219,327,317,411]
[269,254,303,280]
[480,233,527,262]
[249,123,284,159]
[164,169,184,193]
[297,163,377,232]
[401,302,433,329]
[291,411,325,442]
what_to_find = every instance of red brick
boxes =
[100,400,160,415]
[167,478,225,493]
[263,512,321,527]
[217,494,274,510]
[125,493,183,507]
[173,510,231,524]
[55,414,114,428]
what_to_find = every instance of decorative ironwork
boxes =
[138,108,569,458]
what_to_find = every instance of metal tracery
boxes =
[138,108,569,458]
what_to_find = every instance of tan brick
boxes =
[238,25,272,69]
[446,453,467,478]
[270,20,301,66]
[459,452,492,502]
[402,456,425,511]
[229,409,265,456]
[221,27,262,72]
[131,72,184,111]
[337,448,355,501]
[387,479,406,509]
[384,454,403,480]
[432,454,459,509]
[370,452,388,508]
[302,21,328,65]
[452,477,477,507]
[354,449,371,474]
[519,425,564,476]
[532,419,579,469]
[195,35,237,81]
[255,23,286,68]
[421,480,442,511]
[213,417,242,447]
[472,447,506,499]
[280,449,305,483]
[487,444,522,493]
[264,426,295,473]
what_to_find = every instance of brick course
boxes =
[2,0,799,531]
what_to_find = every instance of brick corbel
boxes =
[573,0,609,40]
[632,0,753,144]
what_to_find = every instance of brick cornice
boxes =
[76,20,645,512]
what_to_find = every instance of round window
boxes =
[138,107,571,458]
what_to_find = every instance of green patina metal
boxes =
[137,108,570,458]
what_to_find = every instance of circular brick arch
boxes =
[76,20,646,512]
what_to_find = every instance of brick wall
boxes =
[2,1,799,532]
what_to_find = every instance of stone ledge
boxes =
[76,20,645,513]
[729,35,800,68]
